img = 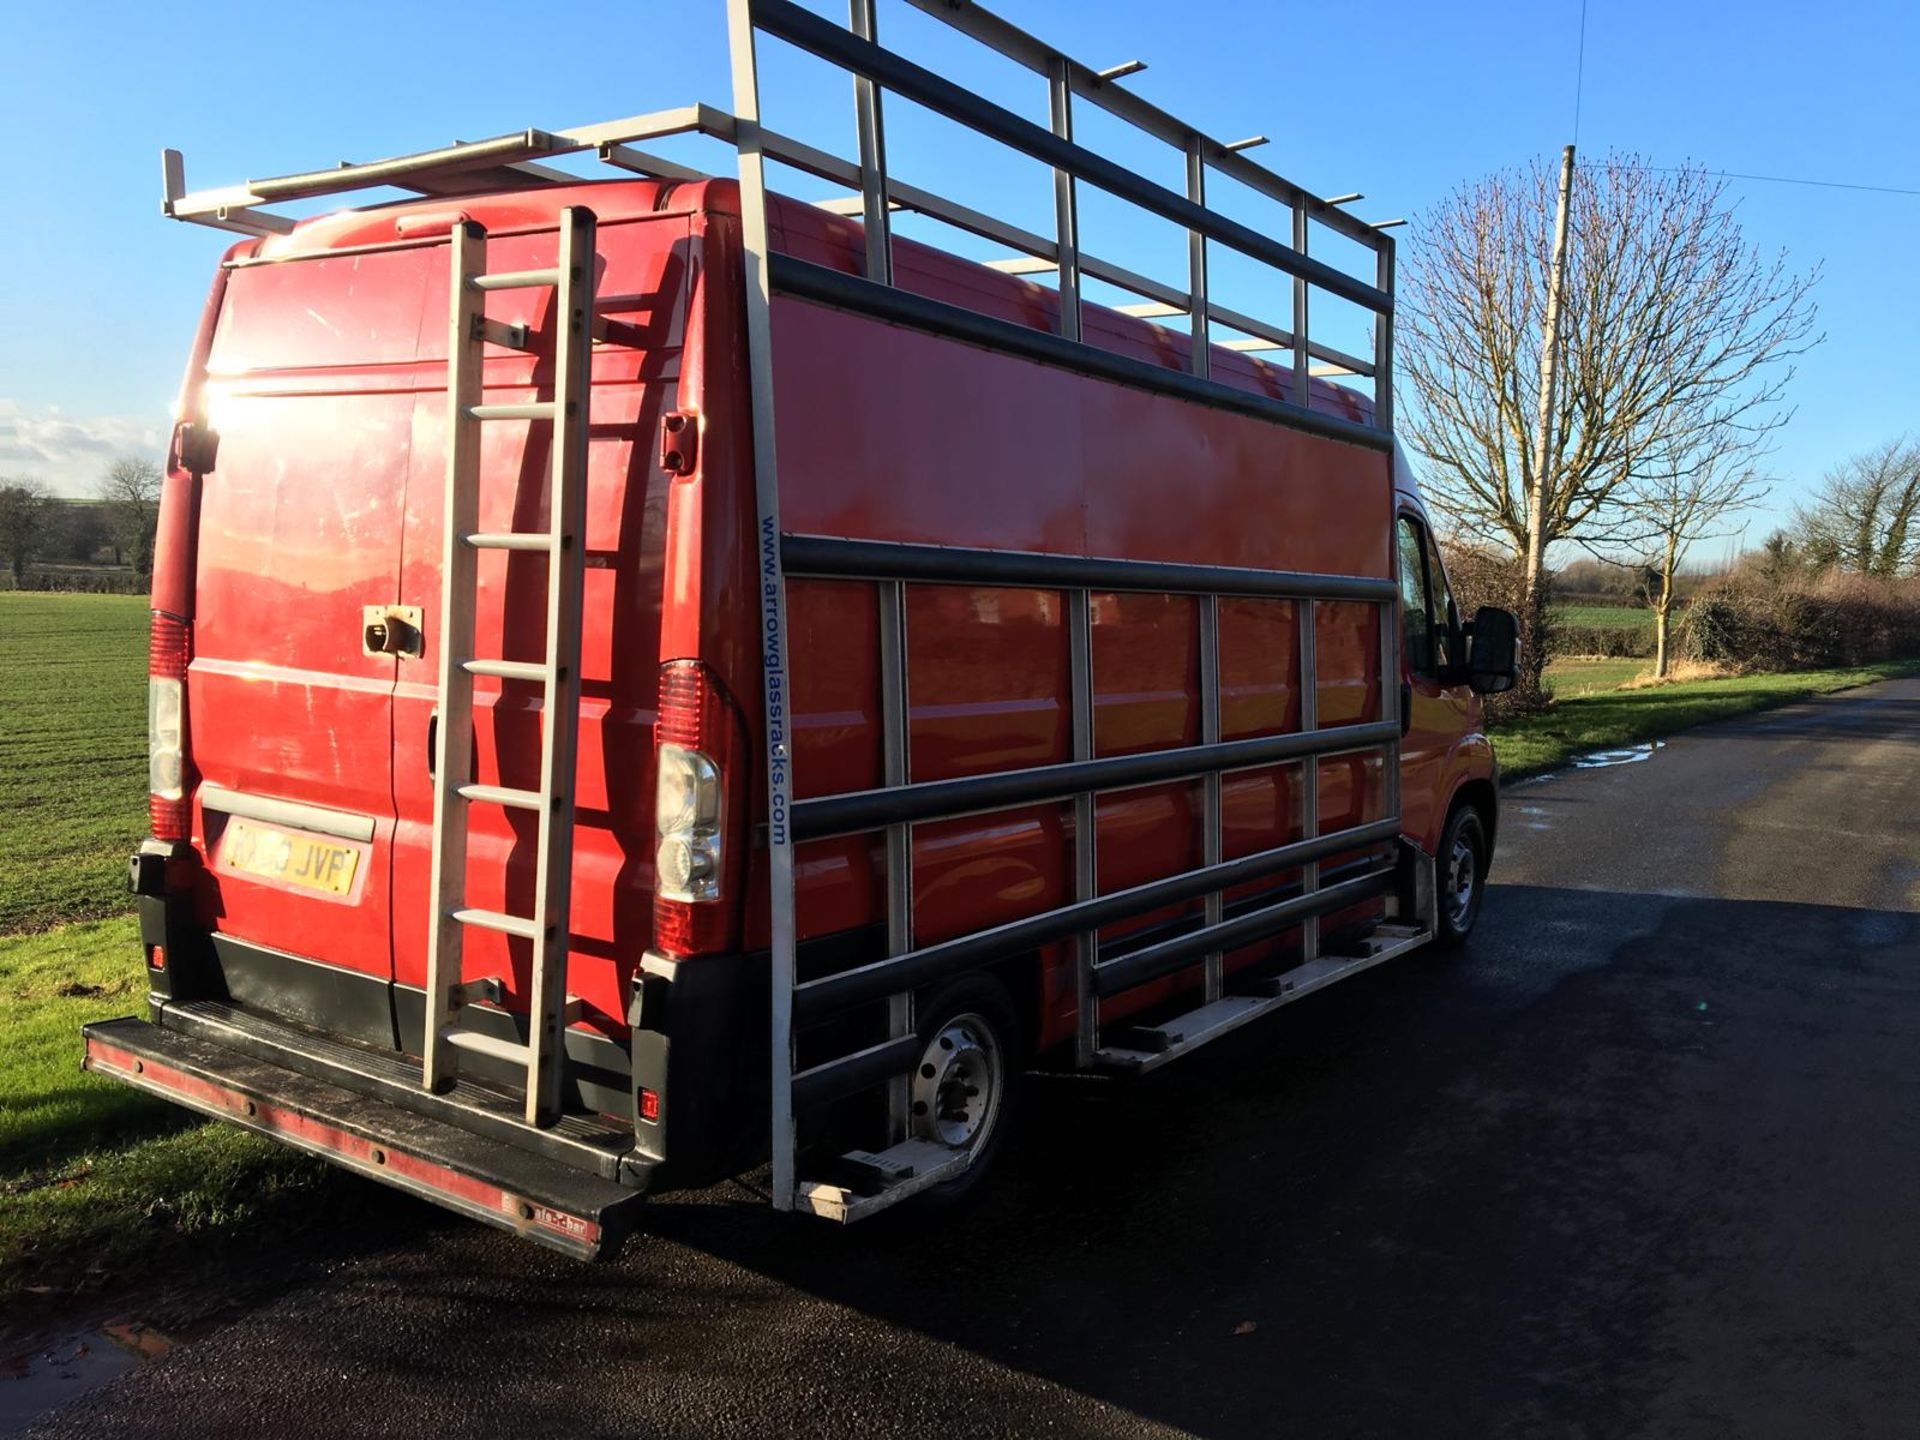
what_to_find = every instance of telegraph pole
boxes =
[1523,143,1576,688]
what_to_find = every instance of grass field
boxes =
[0,593,149,934]
[1554,604,1654,632]
[0,593,327,1305]
[1543,657,1646,694]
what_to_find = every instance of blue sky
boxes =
[2,0,1915,553]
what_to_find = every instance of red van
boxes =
[85,0,1516,1255]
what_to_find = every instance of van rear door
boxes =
[190,244,433,1037]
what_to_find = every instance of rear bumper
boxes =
[126,843,764,1203]
[82,1016,645,1260]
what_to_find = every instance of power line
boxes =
[1571,0,1589,147]
[1624,166,1920,198]
[1563,2,1918,199]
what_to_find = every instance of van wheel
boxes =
[907,974,1020,1208]
[1437,804,1488,946]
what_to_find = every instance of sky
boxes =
[2,0,1915,552]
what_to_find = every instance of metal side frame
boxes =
[717,0,1408,1219]
[761,540,1414,1220]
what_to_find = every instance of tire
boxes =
[1436,803,1488,947]
[907,973,1022,1209]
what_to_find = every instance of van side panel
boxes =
[747,284,1393,1050]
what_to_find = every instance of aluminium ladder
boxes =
[422,207,598,1127]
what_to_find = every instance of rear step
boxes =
[1094,925,1433,1075]
[83,1018,644,1261]
[153,998,636,1179]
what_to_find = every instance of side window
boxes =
[1422,528,1458,673]
[1396,517,1435,677]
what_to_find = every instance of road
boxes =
[29,677,1920,1439]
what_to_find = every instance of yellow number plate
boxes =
[220,819,360,897]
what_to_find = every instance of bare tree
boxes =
[1623,442,1769,677]
[98,457,164,576]
[1400,153,1820,693]
[1792,438,1920,578]
[0,479,52,586]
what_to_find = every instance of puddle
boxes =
[1569,739,1665,770]
[0,1320,170,1435]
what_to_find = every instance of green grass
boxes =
[0,919,331,1300]
[1494,660,1920,780]
[0,593,150,934]
[1554,604,1654,631]
[1544,656,1645,694]
[0,594,329,1304]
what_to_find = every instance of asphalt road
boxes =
[29,677,1920,1439]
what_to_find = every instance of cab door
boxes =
[1395,511,1472,849]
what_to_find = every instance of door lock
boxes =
[363,605,424,659]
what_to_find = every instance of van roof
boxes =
[228,176,1373,430]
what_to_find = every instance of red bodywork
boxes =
[155,177,1495,1071]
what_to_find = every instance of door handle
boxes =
[362,604,424,659]
[1399,681,1412,737]
[427,712,439,778]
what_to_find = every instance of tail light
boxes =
[148,613,191,840]
[654,661,736,957]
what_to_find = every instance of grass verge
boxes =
[1494,659,1920,781]
[0,593,149,934]
[0,919,336,1304]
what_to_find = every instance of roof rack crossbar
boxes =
[897,0,1386,253]
[158,2,1391,401]
[753,0,1387,315]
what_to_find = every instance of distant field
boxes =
[0,593,149,933]
[1544,657,1644,694]
[1554,604,1654,632]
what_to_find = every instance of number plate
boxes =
[220,819,360,897]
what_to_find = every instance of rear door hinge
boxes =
[658,410,698,476]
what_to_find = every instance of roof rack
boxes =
[159,0,1395,413]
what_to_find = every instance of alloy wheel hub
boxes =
[1448,837,1477,924]
[910,1014,1002,1152]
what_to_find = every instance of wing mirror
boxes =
[1464,606,1520,695]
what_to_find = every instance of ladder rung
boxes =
[462,657,550,684]
[465,531,556,552]
[449,906,544,940]
[468,402,557,422]
[472,267,561,292]
[441,1028,532,1067]
[457,782,547,811]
